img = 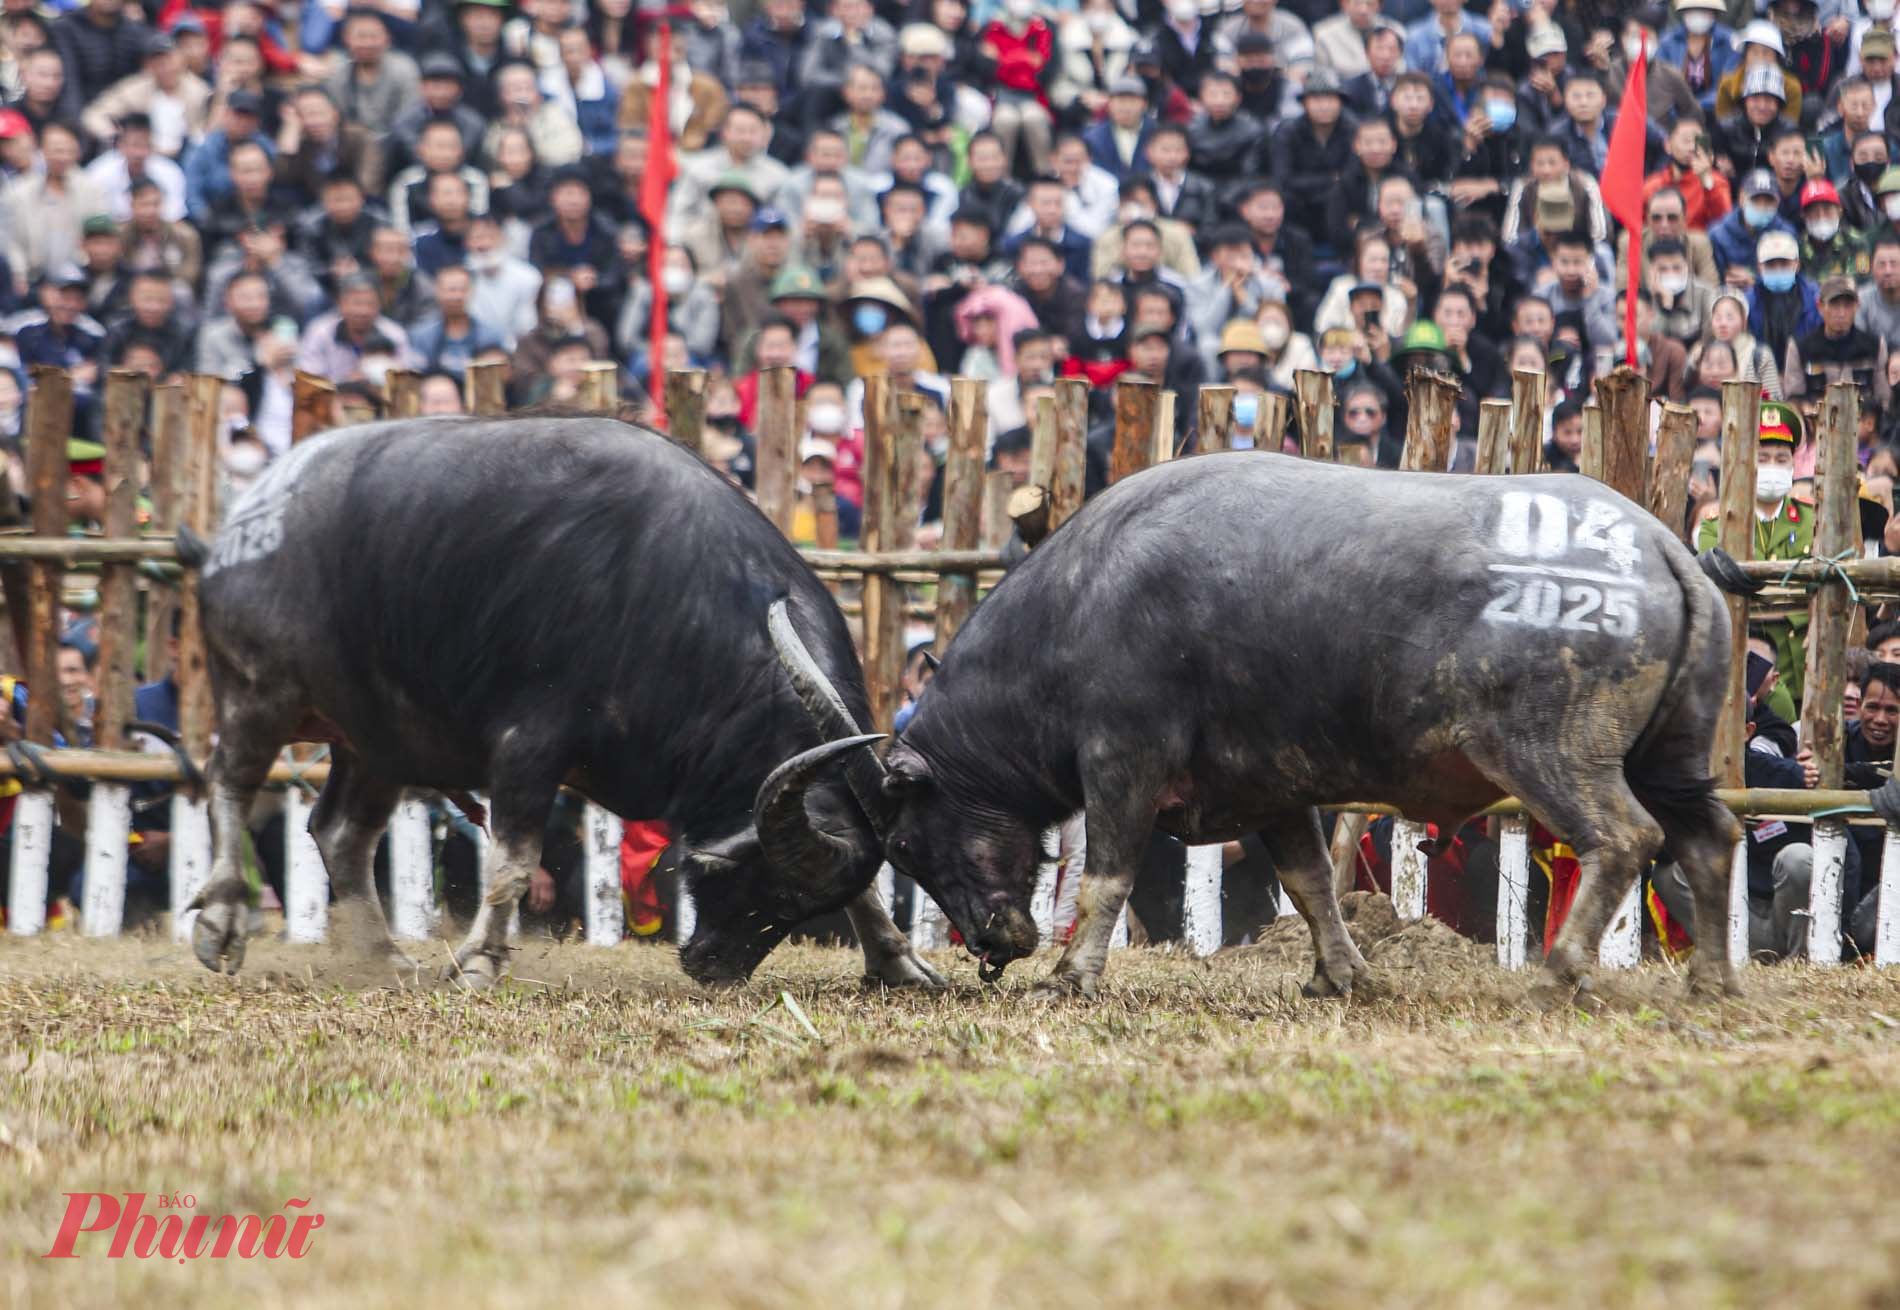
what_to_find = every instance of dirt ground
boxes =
[4,898,1900,1309]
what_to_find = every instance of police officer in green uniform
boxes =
[1697,399,1812,708]
[1797,179,1871,284]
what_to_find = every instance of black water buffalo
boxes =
[775,452,1741,1001]
[186,416,937,990]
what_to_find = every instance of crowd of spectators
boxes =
[4,0,1900,515]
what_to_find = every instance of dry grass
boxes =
[4,901,1900,1309]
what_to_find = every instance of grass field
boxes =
[4,898,1900,1309]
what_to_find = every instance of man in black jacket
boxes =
[1184,71,1265,185]
[1140,124,1218,233]
[1267,67,1355,242]
[51,0,148,108]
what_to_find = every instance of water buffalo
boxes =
[775,452,1741,1001]
[186,416,937,990]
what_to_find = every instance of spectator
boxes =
[387,117,489,233]
[1691,288,1785,396]
[84,111,187,222]
[323,9,420,140]
[1268,67,1352,239]
[1648,236,1719,346]
[485,58,582,170]
[1083,75,1154,181]
[1858,236,1900,347]
[195,270,287,380]
[1644,116,1734,232]
[14,268,104,386]
[796,0,898,108]
[1784,274,1890,406]
[80,32,211,158]
[276,83,384,207]
[982,0,1055,175]
[409,263,505,378]
[102,271,190,374]
[5,121,106,288]
[411,172,479,276]
[119,178,202,288]
[51,0,148,110]
[392,53,487,171]
[1749,227,1820,372]
[463,211,540,348]
[183,88,272,216]
[545,27,619,159]
[296,270,416,383]
[447,0,509,117]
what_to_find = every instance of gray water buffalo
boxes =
[185,416,935,990]
[775,452,1741,1001]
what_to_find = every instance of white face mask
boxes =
[225,441,268,477]
[1656,271,1689,296]
[1808,217,1840,242]
[1259,317,1289,349]
[1886,194,1900,222]
[1755,463,1793,503]
[1005,0,1036,19]
[805,196,844,225]
[808,402,846,434]
[1168,0,1200,24]
[1870,0,1895,20]
[661,267,692,295]
[1681,9,1715,33]
[468,248,502,272]
[1085,7,1112,32]
[1623,33,1646,62]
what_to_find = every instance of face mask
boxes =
[1885,194,1900,222]
[1168,0,1200,23]
[1682,10,1715,33]
[1259,318,1289,349]
[1872,0,1896,19]
[1119,203,1153,223]
[1484,99,1516,132]
[1240,68,1274,91]
[1656,272,1689,296]
[1233,394,1258,428]
[1808,217,1839,242]
[1330,358,1357,380]
[362,355,393,388]
[1743,203,1778,229]
[1760,267,1797,293]
[661,267,692,295]
[805,197,843,225]
[1085,7,1111,32]
[1623,33,1646,63]
[1859,160,1888,186]
[808,402,845,434]
[852,304,888,336]
[469,249,502,272]
[1005,0,1036,20]
[1754,463,1793,502]
[225,441,267,477]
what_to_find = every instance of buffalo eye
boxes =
[894,837,911,856]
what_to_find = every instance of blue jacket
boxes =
[1654,27,1740,114]
[1708,208,1797,276]
[183,130,275,216]
[1748,277,1821,343]
[1082,118,1154,182]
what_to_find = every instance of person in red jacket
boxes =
[1643,117,1735,231]
[981,0,1056,176]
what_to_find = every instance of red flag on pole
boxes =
[1600,42,1649,368]
[639,21,678,422]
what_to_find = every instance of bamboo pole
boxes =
[384,368,421,419]
[1256,390,1290,454]
[291,370,336,442]
[144,381,186,683]
[1111,378,1158,483]
[1804,382,1860,964]
[1474,398,1512,475]
[1711,379,1762,791]
[1154,389,1176,462]
[1592,364,1650,502]
[1646,403,1698,540]
[578,361,619,413]
[1050,378,1089,531]
[665,368,708,452]
[1399,370,1460,472]
[859,374,904,733]
[1510,368,1545,474]
[754,365,798,538]
[466,359,507,416]
[936,378,988,653]
[1197,385,1235,453]
[1293,369,1334,461]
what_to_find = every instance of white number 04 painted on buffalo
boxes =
[1483,493,1643,637]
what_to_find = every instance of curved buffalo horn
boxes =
[767,599,892,829]
[754,733,887,880]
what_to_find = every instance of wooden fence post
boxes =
[384,368,421,419]
[1256,390,1291,453]
[1111,378,1158,484]
[1804,381,1860,964]
[465,360,507,416]
[169,373,223,943]
[666,368,708,454]
[1592,365,1650,503]
[1475,398,1512,475]
[387,793,434,941]
[82,371,148,935]
[1029,386,1059,490]
[980,470,1015,548]
[1050,378,1089,531]
[754,365,798,538]
[1646,403,1698,540]
[579,361,619,413]
[1154,389,1177,463]
[7,368,72,935]
[859,375,904,734]
[1399,370,1460,474]
[895,393,928,538]
[1197,385,1235,453]
[812,484,840,550]
[1293,370,1335,461]
[291,370,336,442]
[144,381,186,685]
[1510,369,1545,474]
[935,379,987,653]
[1579,400,1604,482]
[1714,378,1762,969]
[582,801,625,947]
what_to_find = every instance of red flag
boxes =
[1601,43,1648,367]
[639,21,678,421]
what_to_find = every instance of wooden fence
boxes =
[2,363,1896,976]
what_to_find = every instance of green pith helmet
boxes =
[769,266,824,302]
[1876,166,1900,196]
[1393,320,1449,356]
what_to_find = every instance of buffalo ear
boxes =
[881,747,934,799]
[682,828,760,877]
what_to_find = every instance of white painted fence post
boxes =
[582,803,623,946]
[282,787,328,944]
[387,795,434,942]
[1727,838,1749,970]
[875,862,894,913]
[168,793,210,944]
[7,790,53,935]
[1496,815,1530,971]
[1030,827,1059,942]
[1598,877,1641,968]
[1807,820,1849,965]
[81,784,131,937]
[909,888,947,950]
[1390,818,1429,921]
[1878,825,1900,966]
[1109,903,1129,948]
[1182,844,1223,957]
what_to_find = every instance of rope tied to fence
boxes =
[277,744,330,798]
[1775,548,1864,609]
[128,719,205,790]
[5,740,64,788]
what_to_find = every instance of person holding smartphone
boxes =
[1644,116,1734,231]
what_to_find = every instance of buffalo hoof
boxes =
[864,949,947,991]
[1686,962,1743,1001]
[445,946,506,990]
[192,901,247,974]
[1528,972,1604,1012]
[1031,972,1097,1001]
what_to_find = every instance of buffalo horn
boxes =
[754,733,886,879]
[767,599,892,827]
